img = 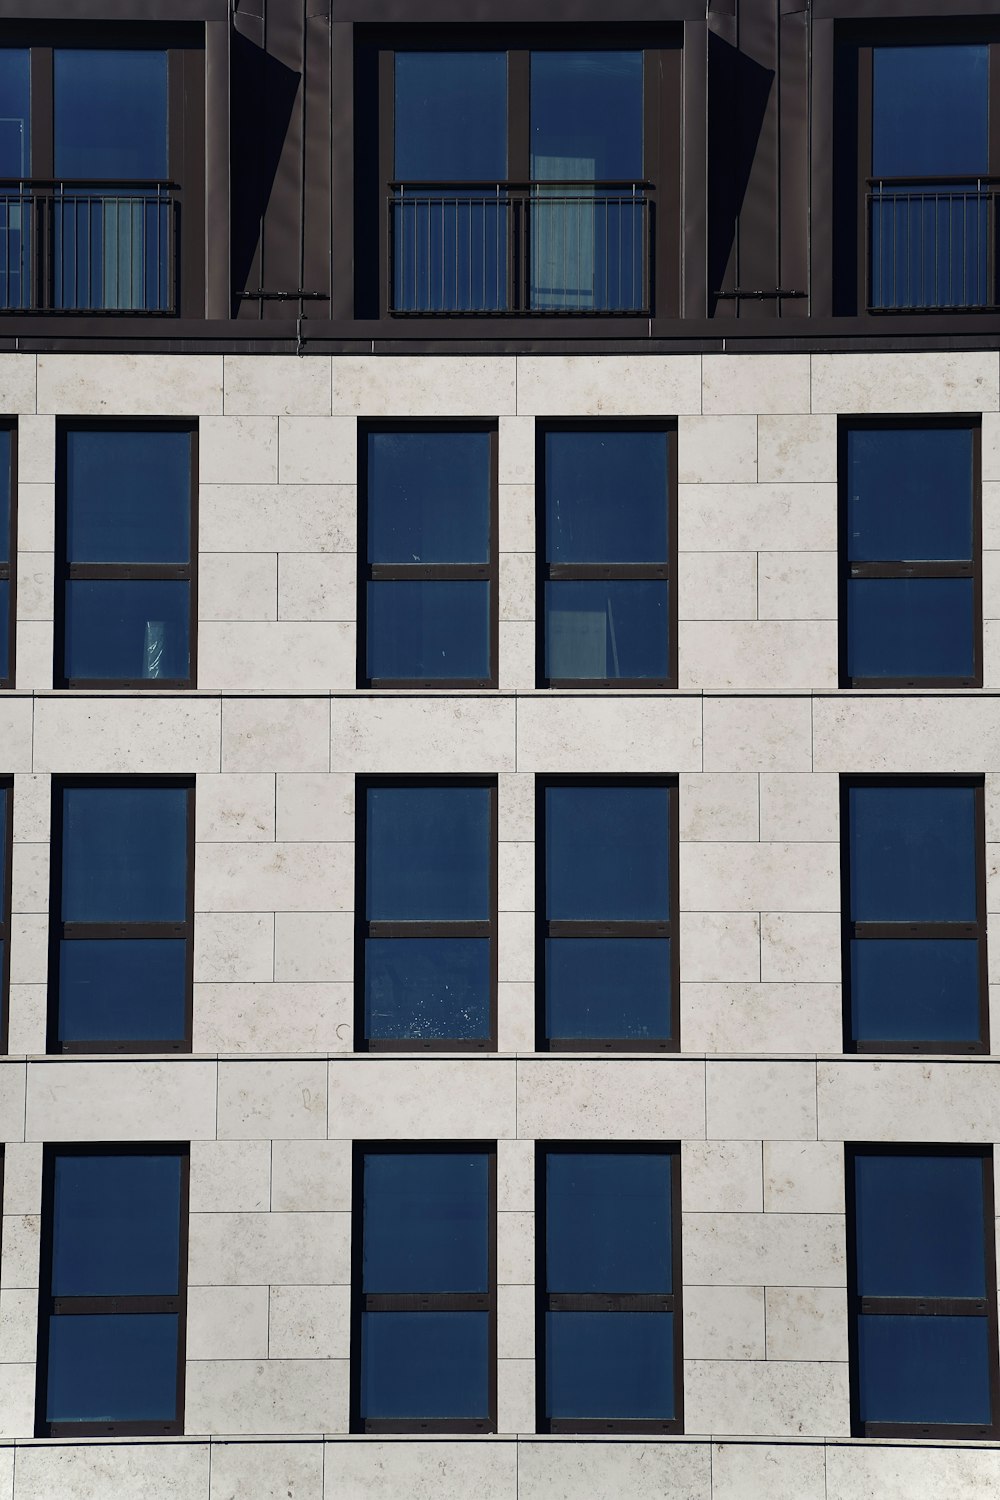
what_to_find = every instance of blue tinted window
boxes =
[547,1153,671,1292]
[59,939,187,1044]
[545,580,669,681]
[366,581,490,682]
[366,785,490,921]
[873,46,987,178]
[850,938,981,1044]
[365,937,490,1040]
[846,427,973,563]
[858,1314,991,1426]
[531,52,643,181]
[854,1154,986,1298]
[54,50,167,179]
[66,428,190,563]
[546,1311,674,1420]
[65,580,191,683]
[546,431,668,564]
[0,51,29,177]
[61,784,188,923]
[547,785,669,920]
[395,53,506,180]
[361,1311,490,1419]
[363,1153,489,1293]
[546,937,671,1040]
[0,428,11,565]
[368,431,489,563]
[847,578,975,681]
[46,1313,180,1424]
[849,784,977,922]
[52,1154,182,1297]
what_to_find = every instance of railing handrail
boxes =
[867,174,1000,189]
[390,179,652,191]
[0,178,177,190]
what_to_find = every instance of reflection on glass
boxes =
[546,785,669,919]
[395,53,506,181]
[546,1311,674,1419]
[546,937,671,1040]
[61,785,188,924]
[846,578,974,680]
[848,784,977,922]
[366,786,490,921]
[846,427,973,562]
[363,1153,489,1293]
[64,580,190,682]
[46,1313,179,1423]
[52,1153,182,1296]
[858,1315,991,1425]
[530,52,643,310]
[368,431,490,563]
[361,1311,490,1419]
[851,938,980,1044]
[854,1154,986,1298]
[59,938,187,1044]
[545,580,668,680]
[66,429,190,564]
[367,581,490,681]
[365,937,490,1040]
[546,1153,671,1292]
[546,430,668,563]
[0,51,30,311]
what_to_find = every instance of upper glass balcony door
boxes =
[869,44,992,310]
[390,47,648,315]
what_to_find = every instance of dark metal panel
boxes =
[778,4,810,316]
[303,9,333,315]
[815,0,1000,14]
[0,0,226,13]
[735,0,779,315]
[810,19,836,317]
[334,0,702,17]
[681,19,708,318]
[204,19,231,320]
[331,22,355,320]
[259,0,308,318]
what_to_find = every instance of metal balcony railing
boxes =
[867,176,1000,312]
[389,181,651,315]
[0,181,177,314]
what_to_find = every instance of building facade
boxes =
[0,0,996,1496]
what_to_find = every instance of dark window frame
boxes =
[0,423,17,690]
[358,23,682,322]
[0,20,206,319]
[846,1143,1000,1440]
[47,774,195,1054]
[34,1141,190,1439]
[0,778,13,1054]
[357,420,499,689]
[350,1140,498,1435]
[354,775,499,1053]
[54,418,198,690]
[535,1140,684,1435]
[838,416,983,688]
[536,775,679,1052]
[536,419,678,690]
[840,774,989,1055]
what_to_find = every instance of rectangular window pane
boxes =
[365,937,490,1041]
[64,580,190,682]
[363,1153,489,1293]
[873,46,987,178]
[0,584,8,685]
[858,1314,991,1426]
[368,431,489,563]
[361,1311,490,1419]
[0,427,11,563]
[0,51,30,177]
[546,430,668,563]
[58,938,187,1044]
[52,1154,182,1296]
[46,1313,179,1424]
[366,581,490,681]
[54,50,168,179]
[850,938,981,1044]
[531,52,643,181]
[394,53,506,181]
[61,785,188,923]
[546,1311,674,1420]
[545,579,669,680]
[66,429,190,564]
[848,784,978,922]
[847,578,975,681]
[546,785,669,920]
[366,786,490,921]
[546,1153,671,1293]
[546,937,671,1040]
[846,427,973,562]
[854,1154,986,1298]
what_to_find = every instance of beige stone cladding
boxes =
[0,349,995,1497]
